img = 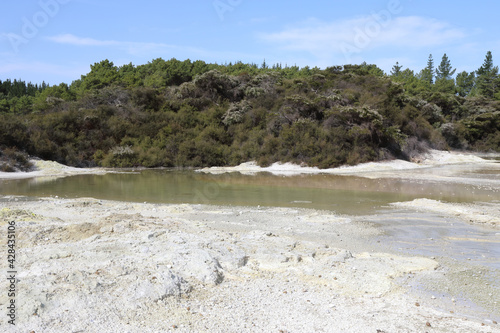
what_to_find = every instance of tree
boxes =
[476,51,499,98]
[191,60,210,77]
[415,69,431,92]
[455,71,475,97]
[420,54,434,86]
[435,53,456,93]
[390,62,403,78]
[33,83,75,111]
[118,63,140,87]
[359,62,384,77]
[394,68,424,94]
[79,59,119,92]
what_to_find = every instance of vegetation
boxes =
[0,54,499,171]
[0,148,33,172]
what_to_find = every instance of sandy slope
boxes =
[0,159,108,180]
[199,150,499,176]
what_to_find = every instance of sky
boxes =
[1,0,499,85]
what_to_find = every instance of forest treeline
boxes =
[0,53,499,171]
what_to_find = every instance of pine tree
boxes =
[476,51,499,98]
[435,53,456,80]
[390,62,403,78]
[435,53,456,93]
[421,54,434,85]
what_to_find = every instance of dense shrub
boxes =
[1,59,499,170]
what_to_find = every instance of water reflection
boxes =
[1,167,498,215]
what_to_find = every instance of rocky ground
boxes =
[1,196,498,332]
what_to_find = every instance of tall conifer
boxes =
[435,54,456,93]
[476,51,499,98]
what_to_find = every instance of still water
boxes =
[0,167,498,214]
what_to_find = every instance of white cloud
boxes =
[46,34,220,57]
[46,34,118,46]
[45,33,184,56]
[260,16,467,63]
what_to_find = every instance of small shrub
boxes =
[440,123,468,149]
[101,145,137,167]
[222,101,252,126]
[0,147,34,172]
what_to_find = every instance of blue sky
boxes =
[1,0,499,85]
